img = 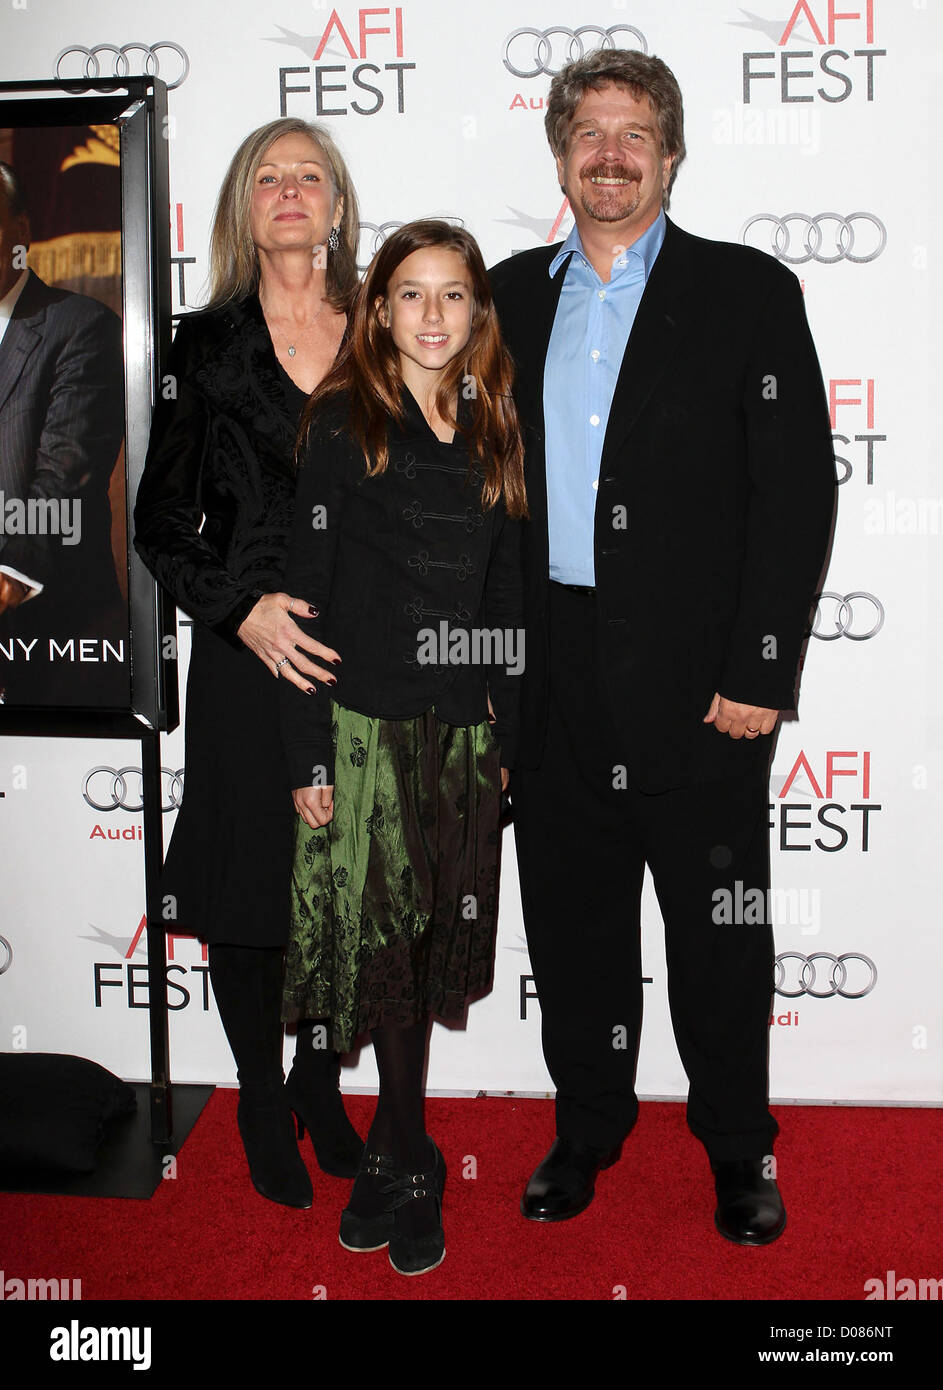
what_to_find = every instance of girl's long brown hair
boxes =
[298,219,527,518]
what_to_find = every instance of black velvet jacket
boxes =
[133,295,301,645]
[278,391,523,787]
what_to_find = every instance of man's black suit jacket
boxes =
[490,216,836,793]
[0,269,123,612]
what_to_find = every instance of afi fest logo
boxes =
[829,377,883,487]
[737,1,885,104]
[92,915,211,1012]
[270,8,415,116]
[770,750,880,853]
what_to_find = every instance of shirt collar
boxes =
[0,267,29,320]
[549,209,666,283]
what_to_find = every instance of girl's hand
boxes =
[237,592,340,690]
[293,784,334,829]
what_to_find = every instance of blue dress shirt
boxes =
[543,211,666,586]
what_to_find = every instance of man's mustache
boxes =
[581,164,640,183]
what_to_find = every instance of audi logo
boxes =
[775,952,877,999]
[0,935,11,976]
[503,25,648,79]
[811,591,884,641]
[55,42,190,90]
[83,766,185,813]
[741,213,886,265]
[357,217,465,272]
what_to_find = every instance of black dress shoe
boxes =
[521,1136,621,1222]
[713,1159,786,1245]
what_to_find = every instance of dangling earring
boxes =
[328,225,340,253]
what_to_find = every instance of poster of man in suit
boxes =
[0,130,128,709]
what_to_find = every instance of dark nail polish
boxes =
[327,677,337,686]
[305,686,315,694]
[330,658,341,665]
[308,605,318,616]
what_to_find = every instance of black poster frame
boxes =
[0,80,207,1170]
[0,77,177,737]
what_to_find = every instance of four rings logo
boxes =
[83,766,185,814]
[0,935,11,976]
[811,591,884,641]
[357,217,464,272]
[502,25,647,79]
[775,952,877,998]
[55,42,190,89]
[741,213,886,265]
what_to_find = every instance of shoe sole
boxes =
[339,1234,389,1253]
[714,1211,787,1246]
[389,1247,446,1276]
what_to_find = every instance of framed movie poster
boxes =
[0,78,177,736]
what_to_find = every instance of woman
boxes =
[278,221,526,1273]
[134,118,363,1208]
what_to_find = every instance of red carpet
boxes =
[1,1094,940,1302]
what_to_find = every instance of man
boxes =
[490,51,835,1243]
[0,160,125,706]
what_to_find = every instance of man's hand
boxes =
[237,591,340,689]
[293,784,334,829]
[703,692,778,740]
[0,574,30,616]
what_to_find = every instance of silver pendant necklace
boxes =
[282,298,326,358]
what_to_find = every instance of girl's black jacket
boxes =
[279,388,524,788]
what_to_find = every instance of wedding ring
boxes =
[275,657,290,676]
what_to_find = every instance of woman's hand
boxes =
[501,767,509,793]
[237,591,340,690]
[293,784,334,829]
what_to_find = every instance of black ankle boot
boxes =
[285,1021,363,1178]
[209,944,313,1208]
[237,1086,313,1209]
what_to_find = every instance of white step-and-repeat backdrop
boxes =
[1,0,941,1105]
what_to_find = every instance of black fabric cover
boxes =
[0,1052,137,1173]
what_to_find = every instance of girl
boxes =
[278,220,526,1274]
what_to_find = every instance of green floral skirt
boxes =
[282,702,502,1052]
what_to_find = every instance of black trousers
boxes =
[511,583,778,1164]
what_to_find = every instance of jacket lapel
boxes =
[600,218,698,466]
[510,249,570,553]
[0,272,46,416]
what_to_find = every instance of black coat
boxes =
[132,294,304,946]
[490,216,836,793]
[134,294,300,643]
[279,390,522,788]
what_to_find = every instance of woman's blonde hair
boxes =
[206,117,360,310]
